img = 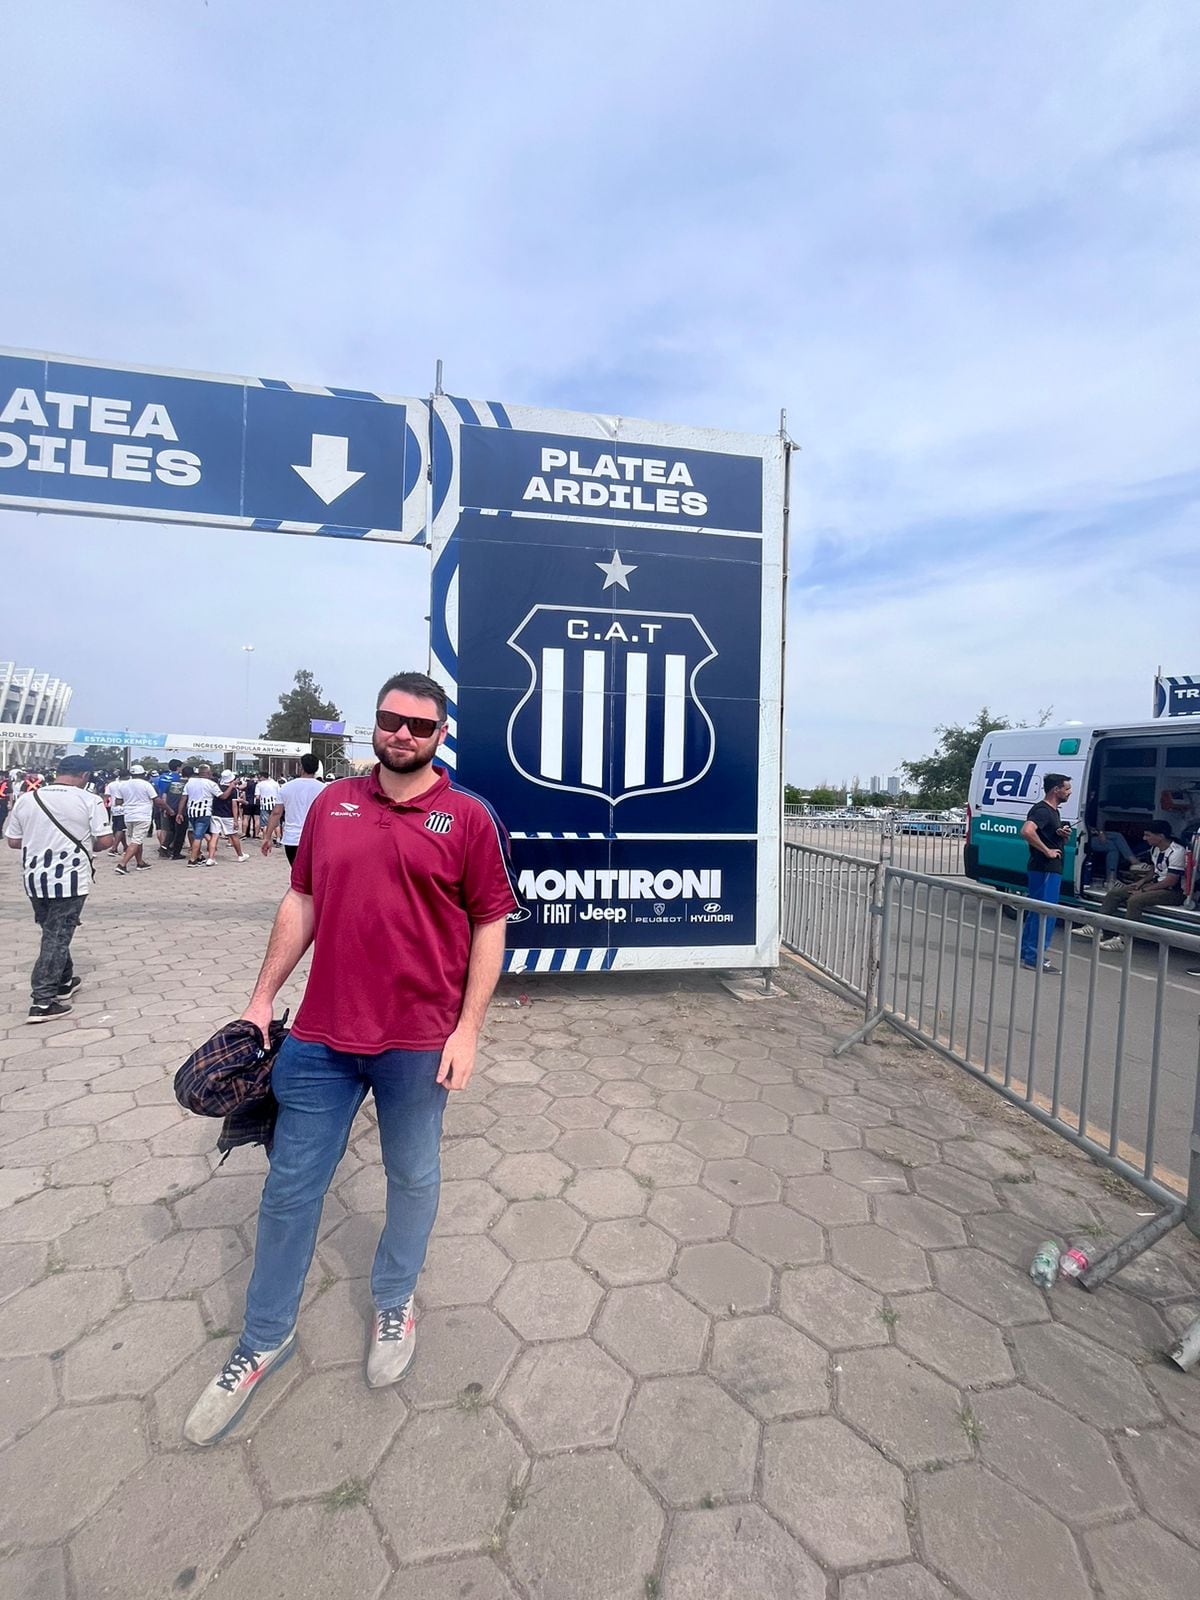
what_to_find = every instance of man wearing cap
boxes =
[211,771,250,862]
[114,765,158,876]
[4,756,114,1023]
[185,670,518,1445]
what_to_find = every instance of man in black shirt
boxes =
[1019,772,1072,972]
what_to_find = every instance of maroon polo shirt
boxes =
[289,765,517,1053]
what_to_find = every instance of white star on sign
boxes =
[596,550,638,591]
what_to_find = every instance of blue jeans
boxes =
[1088,832,1135,880]
[1021,870,1062,966]
[242,1035,447,1350]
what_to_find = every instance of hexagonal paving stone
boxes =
[0,1354,56,1445]
[762,1415,909,1567]
[488,1086,552,1117]
[659,1090,722,1122]
[336,1163,387,1213]
[0,1183,107,1242]
[507,1451,663,1600]
[830,1225,932,1293]
[440,1136,502,1180]
[500,1339,632,1451]
[577,1217,675,1286]
[1084,1514,1200,1600]
[421,1235,511,1308]
[606,1107,679,1145]
[678,1118,749,1159]
[0,1550,67,1600]
[892,1291,1014,1386]
[790,1113,862,1150]
[205,1504,389,1600]
[63,1299,206,1401]
[318,1212,383,1279]
[372,1408,527,1561]
[864,1125,941,1167]
[488,1115,560,1153]
[109,1155,212,1205]
[1012,1322,1162,1429]
[541,1069,600,1097]
[627,1141,703,1186]
[494,1258,602,1339]
[918,1464,1092,1600]
[874,1193,968,1249]
[663,1503,825,1600]
[553,1127,631,1169]
[594,1282,709,1376]
[491,1198,586,1261]
[731,1202,823,1266]
[68,1450,260,1600]
[410,1306,525,1408]
[745,1133,823,1176]
[647,1184,732,1243]
[761,1083,824,1117]
[563,1168,648,1219]
[699,1072,760,1102]
[544,1096,612,1130]
[434,1180,507,1235]
[596,1080,657,1109]
[932,1248,1051,1327]
[840,1565,955,1600]
[778,1264,888,1349]
[942,1139,1030,1182]
[384,1557,517,1600]
[252,1366,405,1495]
[0,1401,147,1545]
[724,1101,790,1136]
[1050,1278,1175,1362]
[1118,1422,1200,1545]
[674,1241,772,1313]
[838,1346,970,1468]
[975,1385,1133,1523]
[709,1314,828,1419]
[489,1152,572,1200]
[784,1173,870,1225]
[828,1148,907,1190]
[0,1267,124,1355]
[172,1173,263,1228]
[702,1157,781,1206]
[56,1201,173,1267]
[621,1375,758,1504]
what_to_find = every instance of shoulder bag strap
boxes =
[30,788,96,882]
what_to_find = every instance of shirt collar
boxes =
[366,762,451,814]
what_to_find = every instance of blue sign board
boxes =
[431,397,787,976]
[0,349,427,541]
[1154,675,1200,718]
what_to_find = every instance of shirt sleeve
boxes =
[89,796,111,837]
[1168,843,1188,873]
[4,798,23,839]
[290,806,316,894]
[461,802,519,924]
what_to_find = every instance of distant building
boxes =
[0,662,72,770]
[887,775,900,796]
[869,775,882,794]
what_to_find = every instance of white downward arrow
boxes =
[291,433,364,505]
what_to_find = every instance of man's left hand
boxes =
[437,1029,478,1091]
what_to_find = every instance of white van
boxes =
[965,718,1200,927]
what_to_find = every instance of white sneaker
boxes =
[1074,924,1097,938]
[232,853,249,862]
[183,1331,296,1445]
[366,1297,416,1387]
[203,857,217,866]
[1099,935,1125,952]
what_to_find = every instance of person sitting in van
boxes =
[1082,796,1139,888]
[1078,820,1187,951]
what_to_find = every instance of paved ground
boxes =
[2,851,1200,1600]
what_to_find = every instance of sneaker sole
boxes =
[26,1007,72,1025]
[366,1338,417,1389]
[185,1338,296,1447]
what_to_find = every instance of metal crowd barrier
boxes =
[781,841,1200,1304]
[783,810,967,877]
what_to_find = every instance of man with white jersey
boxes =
[178,765,236,867]
[261,752,325,865]
[254,771,281,824]
[114,764,158,876]
[5,755,114,1023]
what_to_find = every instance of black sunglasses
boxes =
[376,709,442,739]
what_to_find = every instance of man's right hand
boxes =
[1045,849,1062,862]
[239,998,274,1041]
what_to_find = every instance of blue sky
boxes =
[2,0,1197,781]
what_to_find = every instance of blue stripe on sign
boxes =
[488,401,513,428]
[259,378,291,390]
[549,948,566,972]
[252,518,283,530]
[449,397,479,426]
[502,950,514,972]
[574,950,591,971]
[603,949,618,971]
[316,523,369,540]
[329,386,382,402]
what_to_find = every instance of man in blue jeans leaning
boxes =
[1019,772,1072,973]
[185,671,517,1445]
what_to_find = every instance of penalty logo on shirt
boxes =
[425,811,454,834]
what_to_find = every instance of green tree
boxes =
[901,707,1012,807]
[83,744,125,770]
[263,669,343,755]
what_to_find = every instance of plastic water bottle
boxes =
[1060,1245,1090,1280]
[1029,1241,1061,1288]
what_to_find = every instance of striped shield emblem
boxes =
[506,605,717,805]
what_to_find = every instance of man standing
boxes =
[104,771,127,856]
[1078,820,1187,952]
[179,765,234,867]
[1019,772,1072,973]
[185,671,517,1445]
[4,755,114,1023]
[254,770,281,830]
[211,771,250,862]
[114,765,158,876]
[260,752,325,865]
[165,763,191,858]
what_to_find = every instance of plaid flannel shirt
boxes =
[174,1016,288,1156]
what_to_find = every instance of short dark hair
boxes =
[1146,819,1174,840]
[1043,773,1070,793]
[376,671,447,722]
[168,759,182,771]
[181,764,195,778]
[300,753,320,775]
